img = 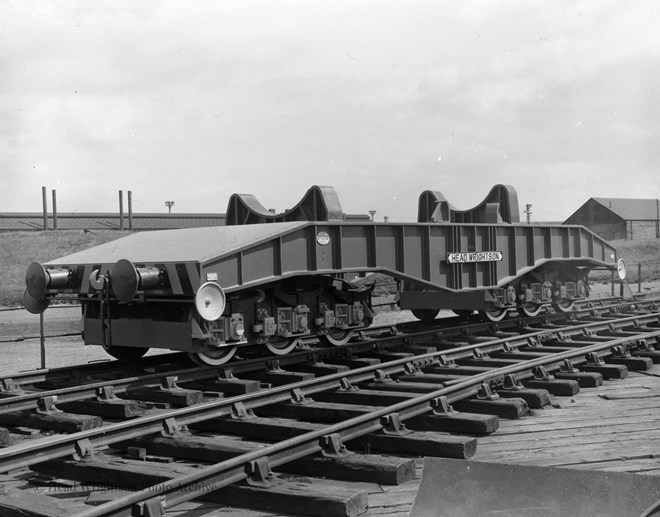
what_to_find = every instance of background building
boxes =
[564,198,660,241]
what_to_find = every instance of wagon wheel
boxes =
[102,344,149,362]
[480,308,508,322]
[517,302,543,317]
[264,337,299,355]
[319,329,354,346]
[188,346,237,366]
[411,309,440,323]
[552,299,575,313]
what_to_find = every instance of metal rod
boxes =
[127,190,133,231]
[639,263,642,293]
[39,313,46,369]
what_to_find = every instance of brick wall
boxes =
[584,221,660,241]
[628,221,660,240]
[585,222,627,241]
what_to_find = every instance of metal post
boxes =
[119,190,124,231]
[52,189,57,230]
[656,198,659,238]
[42,186,48,230]
[128,190,133,231]
[39,312,46,369]
[638,263,642,293]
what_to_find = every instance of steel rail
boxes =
[0,353,190,386]
[1,310,658,477]
[70,325,660,517]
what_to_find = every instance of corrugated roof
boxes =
[591,198,659,221]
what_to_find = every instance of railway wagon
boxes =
[23,185,620,365]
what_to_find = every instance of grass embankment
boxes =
[610,239,660,279]
[1,231,660,307]
[1,230,126,307]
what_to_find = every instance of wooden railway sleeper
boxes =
[581,352,629,379]
[524,365,580,396]
[497,374,551,408]
[635,348,660,364]
[608,345,654,370]
[554,359,603,387]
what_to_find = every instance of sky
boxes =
[1,0,659,222]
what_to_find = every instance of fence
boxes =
[627,259,660,294]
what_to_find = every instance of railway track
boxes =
[1,297,659,516]
[0,295,634,394]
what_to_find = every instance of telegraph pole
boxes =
[41,186,48,230]
[119,190,124,231]
[52,189,57,230]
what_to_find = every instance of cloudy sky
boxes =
[1,1,659,222]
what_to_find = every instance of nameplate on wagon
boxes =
[447,251,503,264]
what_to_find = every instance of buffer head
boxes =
[195,282,226,321]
